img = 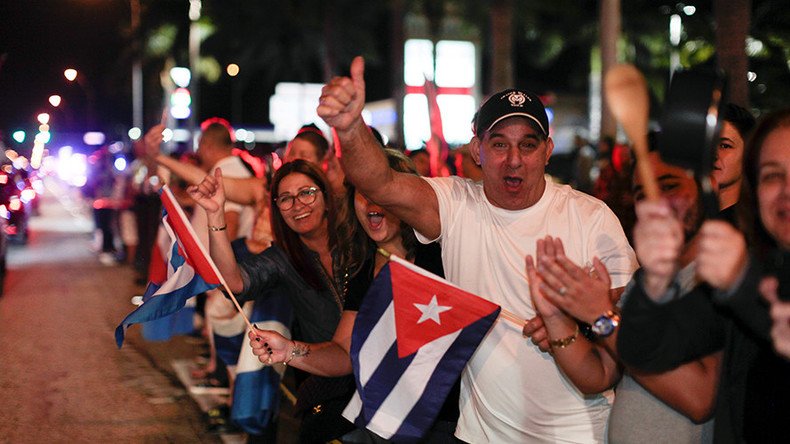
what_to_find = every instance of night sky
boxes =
[0,0,133,141]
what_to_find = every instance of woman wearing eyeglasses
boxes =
[190,159,366,441]
[190,158,361,348]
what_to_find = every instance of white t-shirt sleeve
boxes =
[413,176,463,245]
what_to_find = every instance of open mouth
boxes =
[504,176,523,189]
[367,211,385,229]
[294,212,311,221]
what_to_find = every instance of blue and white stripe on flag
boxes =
[343,256,500,442]
[213,293,293,434]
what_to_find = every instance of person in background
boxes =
[406,148,431,177]
[713,103,756,213]
[617,108,790,442]
[284,123,329,166]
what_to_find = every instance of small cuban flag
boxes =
[115,186,222,348]
[343,254,501,443]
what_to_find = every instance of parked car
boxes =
[0,162,37,244]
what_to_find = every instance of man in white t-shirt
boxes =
[318,57,637,442]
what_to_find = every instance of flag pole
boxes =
[162,185,256,334]
[376,248,527,329]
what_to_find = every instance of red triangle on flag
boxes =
[390,260,499,358]
[160,189,222,285]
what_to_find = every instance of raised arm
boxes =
[317,56,441,240]
[143,123,266,206]
[187,168,244,293]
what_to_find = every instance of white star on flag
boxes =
[414,295,452,325]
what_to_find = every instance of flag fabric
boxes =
[115,186,223,348]
[212,294,292,434]
[140,223,196,341]
[423,76,450,177]
[343,256,501,442]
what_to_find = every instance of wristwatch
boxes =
[591,310,621,338]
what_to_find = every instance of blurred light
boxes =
[669,14,682,46]
[128,127,142,140]
[34,131,51,144]
[162,128,174,143]
[188,0,201,21]
[5,150,18,161]
[114,157,127,172]
[227,63,240,77]
[31,179,44,194]
[170,67,191,88]
[38,124,49,132]
[83,132,106,145]
[173,128,191,142]
[9,197,21,212]
[747,71,757,82]
[64,68,78,82]
[31,141,45,169]
[49,95,62,107]
[682,5,696,15]
[12,131,25,143]
[108,142,124,154]
[244,131,255,144]
[20,188,36,203]
[170,88,192,119]
[13,156,29,170]
[746,38,765,56]
[37,113,50,124]
[0,205,8,220]
[235,128,248,141]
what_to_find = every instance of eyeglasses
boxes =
[275,187,320,210]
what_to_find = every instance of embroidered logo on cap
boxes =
[504,91,529,108]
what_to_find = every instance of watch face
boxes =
[593,316,615,337]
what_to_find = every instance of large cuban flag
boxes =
[343,255,500,442]
[115,186,223,348]
[212,293,293,434]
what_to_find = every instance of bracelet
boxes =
[283,341,310,366]
[548,324,580,350]
[208,224,227,232]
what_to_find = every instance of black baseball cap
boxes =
[474,89,549,138]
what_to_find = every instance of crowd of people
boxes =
[108,55,790,443]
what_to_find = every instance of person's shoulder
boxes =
[551,180,611,213]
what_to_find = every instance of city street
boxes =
[0,179,222,443]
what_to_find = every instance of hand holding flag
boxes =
[116,184,255,347]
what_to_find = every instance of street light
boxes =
[64,68,77,82]
[49,95,62,107]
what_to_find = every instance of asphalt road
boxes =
[0,180,222,443]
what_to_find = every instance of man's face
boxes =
[634,152,702,239]
[471,117,553,210]
[712,121,746,190]
[285,138,321,166]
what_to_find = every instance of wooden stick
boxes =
[604,64,660,201]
